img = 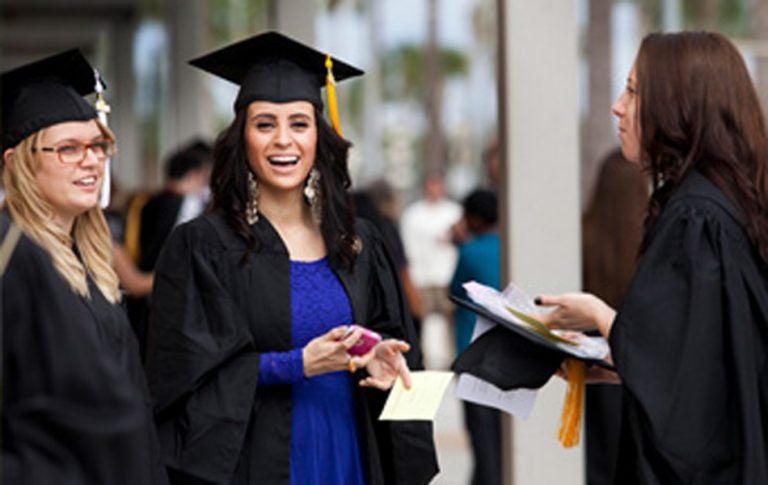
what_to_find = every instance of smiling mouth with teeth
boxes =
[75,176,98,186]
[268,156,299,166]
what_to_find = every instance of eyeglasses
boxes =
[33,140,116,164]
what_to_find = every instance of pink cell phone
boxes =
[345,324,382,356]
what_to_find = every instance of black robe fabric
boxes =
[126,190,184,361]
[1,213,168,485]
[139,190,184,272]
[610,171,768,484]
[146,212,439,485]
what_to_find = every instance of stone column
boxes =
[166,0,212,160]
[497,1,583,483]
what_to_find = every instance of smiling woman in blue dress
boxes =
[146,32,438,485]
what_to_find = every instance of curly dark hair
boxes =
[636,31,768,262]
[208,107,358,269]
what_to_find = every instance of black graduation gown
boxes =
[126,191,184,360]
[610,171,768,484]
[146,212,438,485]
[139,190,184,272]
[1,213,168,485]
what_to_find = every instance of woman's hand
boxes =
[536,292,617,337]
[302,326,363,378]
[557,358,621,385]
[355,339,412,390]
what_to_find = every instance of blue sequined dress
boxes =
[258,257,365,485]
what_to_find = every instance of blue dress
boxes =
[258,257,365,485]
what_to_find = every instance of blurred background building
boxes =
[4,0,768,202]
[4,0,768,484]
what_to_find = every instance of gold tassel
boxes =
[123,192,150,263]
[325,54,343,137]
[558,359,585,448]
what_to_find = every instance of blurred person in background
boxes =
[138,139,212,273]
[365,178,424,328]
[104,180,154,298]
[401,173,461,352]
[125,139,212,360]
[449,189,501,485]
[451,139,500,246]
[1,49,167,485]
[482,139,500,193]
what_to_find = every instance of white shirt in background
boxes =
[400,198,462,288]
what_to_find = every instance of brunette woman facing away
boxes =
[0,50,167,484]
[146,32,438,485]
[538,31,768,484]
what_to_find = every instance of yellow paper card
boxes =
[379,371,454,421]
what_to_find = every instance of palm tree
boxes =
[424,0,443,175]
[693,0,718,30]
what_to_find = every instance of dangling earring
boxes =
[246,171,259,225]
[304,167,322,224]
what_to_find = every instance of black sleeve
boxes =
[146,221,260,483]
[139,193,183,271]
[380,217,408,270]
[610,200,768,482]
[363,221,424,369]
[357,221,439,485]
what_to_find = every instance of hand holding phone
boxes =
[345,324,382,356]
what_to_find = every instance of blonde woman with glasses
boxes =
[0,50,168,484]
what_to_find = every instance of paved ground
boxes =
[421,314,472,485]
[432,381,472,484]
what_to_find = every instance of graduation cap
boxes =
[1,49,100,151]
[452,324,565,389]
[450,295,612,447]
[189,31,363,135]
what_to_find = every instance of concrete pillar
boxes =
[583,0,614,207]
[166,0,212,160]
[497,1,583,484]
[360,0,385,183]
[109,18,141,190]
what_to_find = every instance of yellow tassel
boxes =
[558,359,585,448]
[123,192,150,263]
[325,54,343,137]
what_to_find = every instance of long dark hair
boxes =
[209,106,358,268]
[636,31,768,262]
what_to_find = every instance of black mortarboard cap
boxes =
[189,31,363,112]
[1,49,99,151]
[449,295,614,390]
[451,325,565,390]
[450,295,614,447]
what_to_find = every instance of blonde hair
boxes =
[2,120,121,303]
